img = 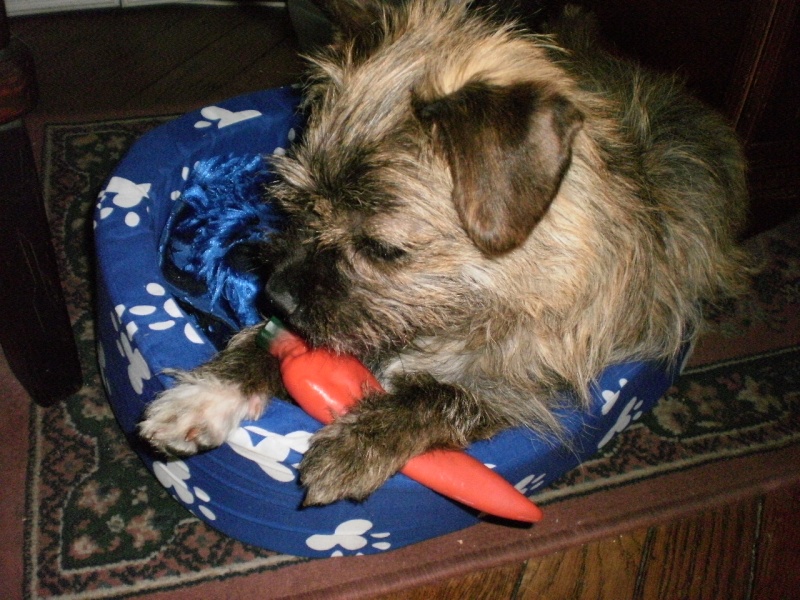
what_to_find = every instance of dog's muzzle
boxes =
[264,244,345,325]
[265,266,301,317]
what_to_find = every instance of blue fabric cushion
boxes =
[95,87,684,558]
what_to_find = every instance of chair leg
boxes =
[0,120,82,405]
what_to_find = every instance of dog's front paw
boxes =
[299,415,410,505]
[139,372,265,455]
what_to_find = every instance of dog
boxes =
[140,0,750,506]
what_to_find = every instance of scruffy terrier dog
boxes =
[141,0,749,505]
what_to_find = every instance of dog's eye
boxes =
[356,236,407,263]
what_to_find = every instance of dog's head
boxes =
[264,0,583,356]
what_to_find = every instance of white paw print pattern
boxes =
[306,519,391,556]
[96,176,151,228]
[226,426,312,482]
[119,282,204,345]
[598,395,645,449]
[600,378,629,415]
[271,127,296,157]
[168,165,191,202]
[194,106,262,129]
[515,472,547,496]
[153,459,216,521]
[108,304,151,394]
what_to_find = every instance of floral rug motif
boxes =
[539,346,800,503]
[23,117,800,599]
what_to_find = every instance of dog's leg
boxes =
[139,323,284,455]
[299,373,508,505]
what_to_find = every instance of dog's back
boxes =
[554,7,748,233]
[547,7,750,361]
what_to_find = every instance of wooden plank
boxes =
[515,529,648,600]
[127,10,301,108]
[751,483,800,600]
[10,5,298,114]
[375,561,525,600]
[634,498,760,600]
[224,38,306,97]
[12,7,188,82]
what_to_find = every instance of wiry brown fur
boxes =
[140,0,749,505]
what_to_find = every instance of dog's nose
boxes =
[265,274,300,317]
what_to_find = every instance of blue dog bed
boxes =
[95,87,684,558]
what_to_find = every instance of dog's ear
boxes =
[312,0,390,38]
[308,0,397,60]
[413,81,583,255]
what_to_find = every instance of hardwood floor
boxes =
[374,488,800,599]
[377,488,800,599]
[13,4,305,118]
[9,5,800,598]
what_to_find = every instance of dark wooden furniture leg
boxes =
[0,0,82,404]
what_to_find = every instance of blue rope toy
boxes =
[158,154,282,348]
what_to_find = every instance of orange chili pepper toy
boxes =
[258,317,543,523]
